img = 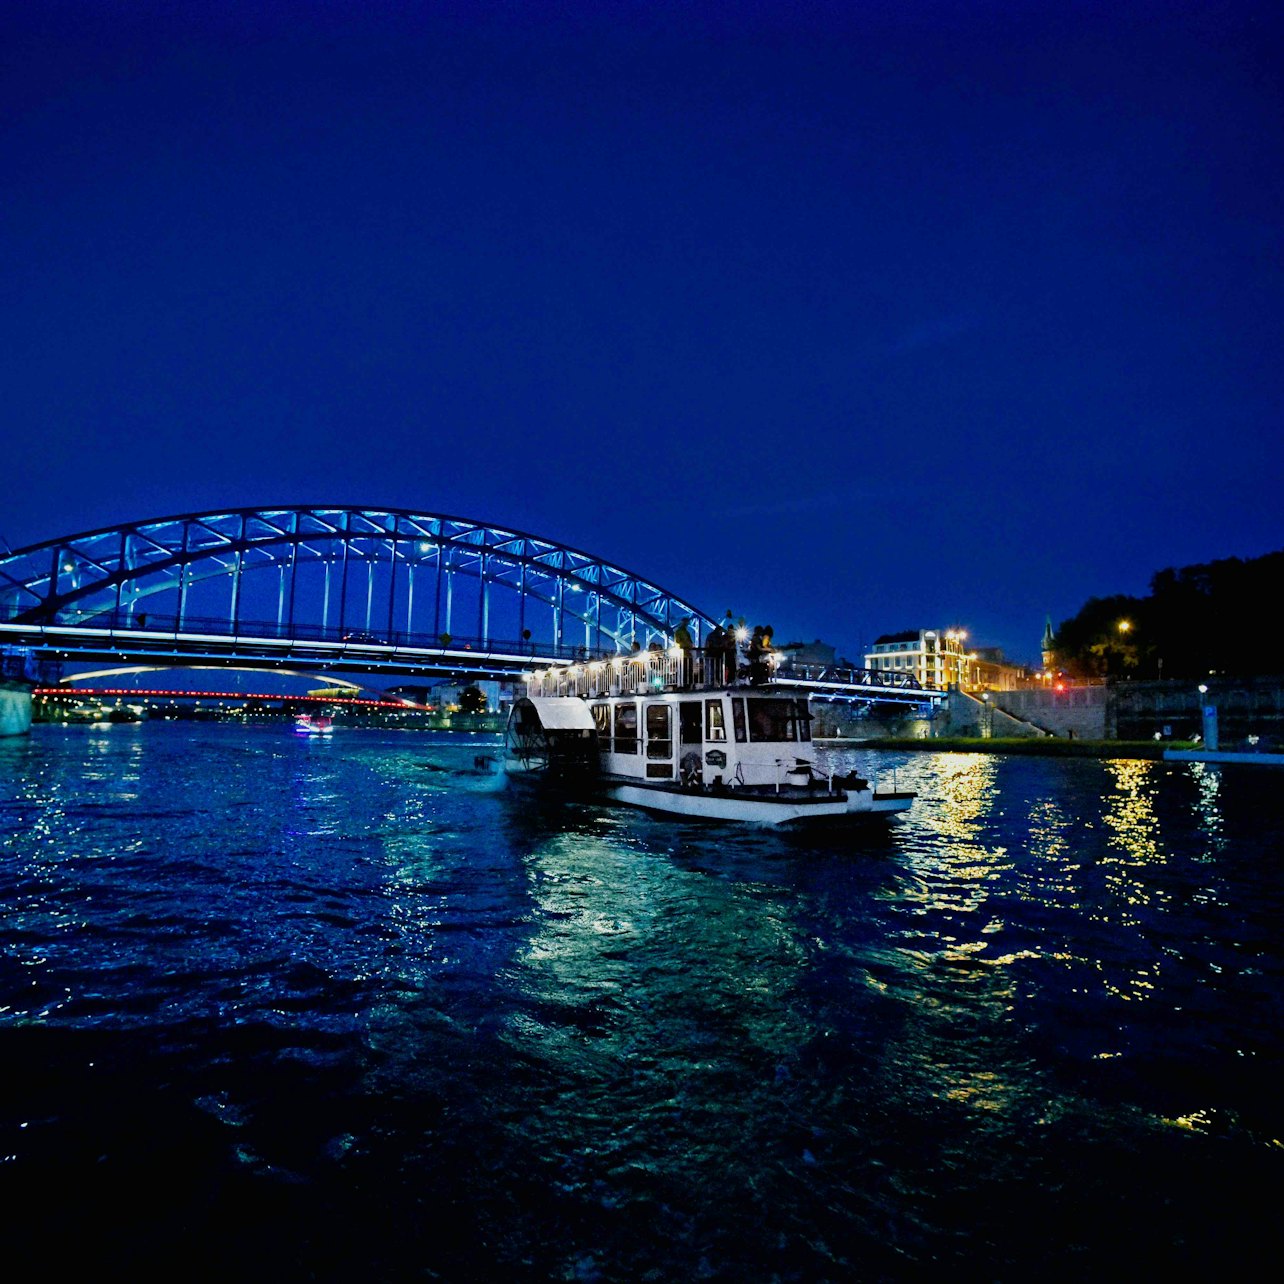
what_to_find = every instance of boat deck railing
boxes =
[525,647,939,700]
[526,647,736,698]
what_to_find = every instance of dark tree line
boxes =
[1053,549,1284,680]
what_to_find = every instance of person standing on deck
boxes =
[748,626,766,685]
[747,624,775,685]
[674,617,694,688]
[718,610,741,685]
[707,619,729,686]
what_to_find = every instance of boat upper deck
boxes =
[524,646,939,702]
[526,648,735,699]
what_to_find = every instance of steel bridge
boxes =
[0,505,939,704]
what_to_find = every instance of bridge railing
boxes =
[0,608,613,663]
[771,659,935,691]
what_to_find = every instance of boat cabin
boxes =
[522,647,815,791]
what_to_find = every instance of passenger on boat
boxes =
[709,610,740,686]
[674,617,694,687]
[748,625,775,685]
[707,622,728,686]
[747,627,764,683]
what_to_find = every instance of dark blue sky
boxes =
[3,1,1280,663]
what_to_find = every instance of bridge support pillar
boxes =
[0,683,34,737]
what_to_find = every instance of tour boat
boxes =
[294,712,334,736]
[504,648,915,825]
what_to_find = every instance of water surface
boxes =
[2,724,1281,1279]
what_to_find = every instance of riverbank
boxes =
[816,735,1181,759]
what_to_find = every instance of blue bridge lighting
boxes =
[0,505,937,702]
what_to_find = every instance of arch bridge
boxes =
[0,506,723,679]
[0,505,938,705]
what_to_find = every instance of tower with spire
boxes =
[1041,615,1056,671]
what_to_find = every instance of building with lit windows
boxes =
[864,629,1026,692]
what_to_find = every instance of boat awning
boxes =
[525,696,596,731]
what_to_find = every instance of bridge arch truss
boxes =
[0,506,718,654]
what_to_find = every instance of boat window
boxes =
[796,699,812,742]
[732,697,747,743]
[705,699,726,741]
[591,703,612,749]
[645,703,673,760]
[679,701,702,746]
[613,701,638,754]
[746,698,799,742]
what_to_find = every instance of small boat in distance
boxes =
[505,646,915,825]
[294,712,334,736]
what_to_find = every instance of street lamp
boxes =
[1197,683,1218,751]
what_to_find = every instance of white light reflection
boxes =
[507,827,810,1089]
[1187,761,1226,855]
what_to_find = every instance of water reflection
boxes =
[1101,759,1170,923]
[808,752,1043,1146]
[886,755,1005,952]
[1188,761,1226,853]
[508,817,810,1067]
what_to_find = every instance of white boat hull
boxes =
[605,777,882,825]
[851,788,916,816]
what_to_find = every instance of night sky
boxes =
[3,1,1280,665]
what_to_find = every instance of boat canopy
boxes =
[525,696,596,731]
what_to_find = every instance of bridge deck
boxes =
[4,625,939,702]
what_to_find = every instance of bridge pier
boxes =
[0,682,33,737]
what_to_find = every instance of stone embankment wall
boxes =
[1108,675,1284,744]
[939,689,1051,738]
[993,686,1106,740]
[809,686,1107,741]
[809,706,933,741]
[810,678,1284,745]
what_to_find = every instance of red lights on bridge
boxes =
[34,688,425,709]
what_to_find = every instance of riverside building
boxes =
[864,629,1024,692]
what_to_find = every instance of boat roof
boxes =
[525,696,596,731]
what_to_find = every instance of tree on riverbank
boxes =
[459,684,487,714]
[1052,549,1284,680]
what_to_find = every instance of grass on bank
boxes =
[831,736,1198,759]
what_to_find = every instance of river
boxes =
[2,722,1281,1279]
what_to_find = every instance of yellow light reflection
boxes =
[1096,760,1174,1003]
[1101,760,1167,914]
